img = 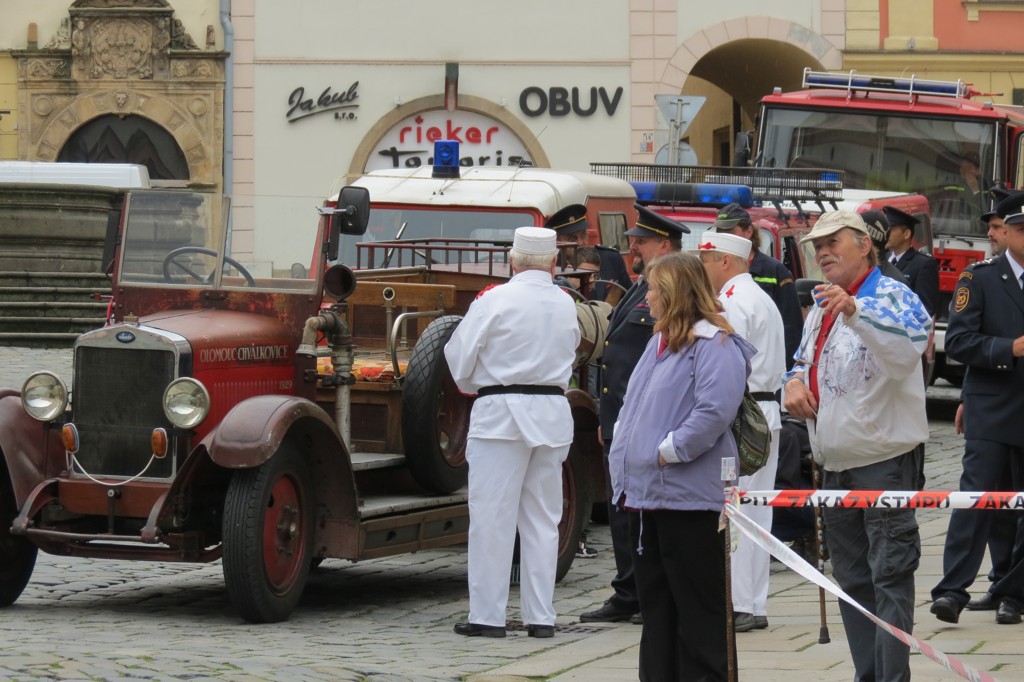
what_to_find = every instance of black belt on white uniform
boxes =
[750,390,782,403]
[476,384,564,397]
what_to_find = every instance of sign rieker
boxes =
[367,110,533,171]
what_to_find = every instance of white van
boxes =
[0,161,151,188]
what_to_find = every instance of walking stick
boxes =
[810,457,831,644]
[724,515,738,682]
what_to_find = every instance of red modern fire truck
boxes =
[750,69,1024,384]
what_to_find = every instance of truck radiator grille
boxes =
[73,346,176,479]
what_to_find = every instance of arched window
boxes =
[58,114,189,183]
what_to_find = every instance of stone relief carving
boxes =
[26,59,71,80]
[86,19,158,79]
[171,60,217,80]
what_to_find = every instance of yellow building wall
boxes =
[0,55,17,159]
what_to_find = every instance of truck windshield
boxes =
[336,207,536,268]
[118,190,318,293]
[758,107,996,237]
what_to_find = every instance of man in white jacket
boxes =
[783,210,931,682]
[695,231,786,633]
[444,226,580,639]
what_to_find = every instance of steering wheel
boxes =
[162,246,256,287]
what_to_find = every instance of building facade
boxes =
[3,0,1024,246]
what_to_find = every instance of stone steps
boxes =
[0,271,110,347]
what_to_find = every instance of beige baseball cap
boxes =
[799,209,870,245]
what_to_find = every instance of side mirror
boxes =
[794,278,823,308]
[326,186,370,261]
[732,132,752,167]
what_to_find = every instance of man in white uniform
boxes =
[444,226,580,639]
[694,231,786,632]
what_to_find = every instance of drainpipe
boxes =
[220,0,234,198]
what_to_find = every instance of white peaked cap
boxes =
[690,231,752,259]
[512,226,557,254]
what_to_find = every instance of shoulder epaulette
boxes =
[474,283,502,300]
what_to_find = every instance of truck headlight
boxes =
[21,372,69,422]
[162,378,210,429]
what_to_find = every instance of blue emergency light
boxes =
[432,140,460,179]
[802,69,969,99]
[631,181,754,208]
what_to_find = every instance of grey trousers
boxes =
[823,452,921,682]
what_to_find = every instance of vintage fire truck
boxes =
[0,150,634,623]
[750,68,1024,383]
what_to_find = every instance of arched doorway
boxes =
[57,114,190,183]
[652,18,842,165]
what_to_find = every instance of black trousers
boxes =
[933,439,1024,604]
[604,439,639,611]
[629,509,729,682]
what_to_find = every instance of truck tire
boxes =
[0,459,36,607]
[556,442,590,582]
[222,442,314,623]
[402,315,471,494]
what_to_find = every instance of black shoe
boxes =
[454,622,507,638]
[753,615,769,629]
[966,592,999,611]
[527,624,555,638]
[579,600,637,623]
[734,612,757,633]
[996,599,1022,625]
[930,595,964,624]
[629,612,643,625]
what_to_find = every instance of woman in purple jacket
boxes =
[609,252,754,682]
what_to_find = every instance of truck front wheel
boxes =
[0,459,36,607]
[222,442,315,623]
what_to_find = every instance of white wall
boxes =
[253,0,629,62]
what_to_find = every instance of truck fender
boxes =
[203,394,359,524]
[0,391,65,507]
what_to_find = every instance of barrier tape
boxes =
[723,496,999,682]
[740,489,1024,510]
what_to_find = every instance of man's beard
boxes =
[632,256,644,275]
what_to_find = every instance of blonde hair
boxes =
[646,252,733,353]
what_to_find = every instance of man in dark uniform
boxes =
[580,204,686,624]
[930,194,1024,626]
[711,203,802,369]
[884,206,940,316]
[546,204,632,302]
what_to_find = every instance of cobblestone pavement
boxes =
[0,345,1005,682]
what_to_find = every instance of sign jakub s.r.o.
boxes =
[366,110,533,171]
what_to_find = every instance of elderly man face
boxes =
[812,227,873,290]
